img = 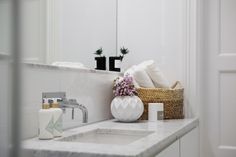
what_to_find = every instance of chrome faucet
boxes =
[59,98,88,123]
[42,92,88,123]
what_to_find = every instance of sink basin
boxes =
[59,129,154,145]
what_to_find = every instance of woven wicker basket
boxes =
[137,81,184,120]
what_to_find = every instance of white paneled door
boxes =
[201,0,236,157]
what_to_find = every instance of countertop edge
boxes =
[138,119,199,157]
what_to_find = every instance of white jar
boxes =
[111,96,144,122]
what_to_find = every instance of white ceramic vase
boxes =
[111,96,144,122]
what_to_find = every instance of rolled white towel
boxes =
[133,68,155,88]
[124,60,170,88]
[145,61,170,88]
[124,64,155,88]
[52,62,87,69]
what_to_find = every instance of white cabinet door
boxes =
[155,140,180,157]
[180,128,199,157]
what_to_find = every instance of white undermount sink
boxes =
[58,129,154,145]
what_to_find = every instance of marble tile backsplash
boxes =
[21,64,120,139]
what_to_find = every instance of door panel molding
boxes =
[201,0,236,156]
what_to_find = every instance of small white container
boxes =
[50,101,63,137]
[51,108,63,137]
[38,104,54,140]
[148,103,164,122]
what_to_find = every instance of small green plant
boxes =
[94,47,103,57]
[120,46,129,61]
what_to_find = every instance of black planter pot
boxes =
[95,56,106,70]
[109,56,122,72]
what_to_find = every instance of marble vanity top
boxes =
[22,118,199,157]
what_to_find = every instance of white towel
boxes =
[145,61,170,88]
[124,64,155,88]
[133,69,155,88]
[124,60,170,88]
[52,62,87,69]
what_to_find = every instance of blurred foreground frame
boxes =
[0,0,23,157]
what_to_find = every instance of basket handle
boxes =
[171,81,182,89]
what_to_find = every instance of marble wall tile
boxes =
[21,64,120,139]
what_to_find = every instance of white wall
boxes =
[117,0,199,118]
[21,65,120,139]
[52,0,117,68]
[20,0,46,63]
[118,0,186,84]
[20,0,117,67]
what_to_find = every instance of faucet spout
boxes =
[42,92,88,123]
[78,105,88,123]
[59,98,88,123]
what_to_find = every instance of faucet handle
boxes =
[42,92,66,100]
[79,103,85,107]
[68,99,77,103]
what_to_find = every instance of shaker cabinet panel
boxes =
[155,127,199,157]
[180,128,199,157]
[155,140,180,157]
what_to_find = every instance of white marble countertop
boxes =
[22,118,199,157]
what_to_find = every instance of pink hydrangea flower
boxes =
[113,75,138,97]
